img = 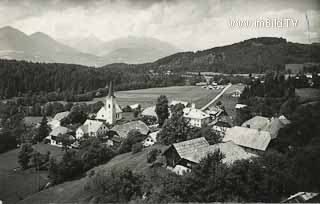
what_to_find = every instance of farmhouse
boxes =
[76,119,108,139]
[45,126,73,146]
[242,116,291,139]
[183,107,210,127]
[49,111,70,128]
[231,89,241,97]
[223,126,271,152]
[96,81,122,125]
[141,106,158,119]
[235,103,247,109]
[143,130,160,147]
[163,137,257,174]
[169,100,190,107]
[111,120,150,140]
[129,103,141,110]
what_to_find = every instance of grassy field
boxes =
[296,88,320,104]
[0,144,63,204]
[91,86,221,109]
[18,145,168,204]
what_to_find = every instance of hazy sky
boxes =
[0,0,319,51]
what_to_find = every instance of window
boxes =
[108,104,110,108]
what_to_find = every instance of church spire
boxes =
[107,80,114,97]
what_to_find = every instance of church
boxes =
[96,81,123,125]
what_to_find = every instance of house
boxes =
[242,116,270,130]
[205,106,224,119]
[111,120,150,140]
[231,90,241,97]
[163,137,210,168]
[129,104,141,110]
[281,192,320,203]
[163,137,257,174]
[141,106,158,119]
[212,121,231,137]
[96,81,123,125]
[223,126,271,152]
[242,116,291,139]
[45,126,73,147]
[76,119,108,139]
[143,130,160,147]
[235,104,247,109]
[169,100,189,107]
[183,107,210,127]
[48,111,70,128]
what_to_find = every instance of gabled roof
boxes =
[242,116,270,130]
[171,137,210,161]
[141,106,157,118]
[98,103,122,114]
[183,108,210,120]
[83,119,106,133]
[50,126,71,137]
[187,141,257,164]
[235,104,247,109]
[78,124,88,134]
[170,100,189,107]
[53,111,70,121]
[223,126,271,151]
[111,120,150,138]
[129,104,140,109]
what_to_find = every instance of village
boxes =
[39,77,291,175]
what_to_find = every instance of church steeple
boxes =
[107,81,114,97]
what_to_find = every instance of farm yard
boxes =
[0,144,63,204]
[90,85,245,109]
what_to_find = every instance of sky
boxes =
[0,0,319,51]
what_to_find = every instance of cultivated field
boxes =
[91,85,237,109]
[0,144,63,204]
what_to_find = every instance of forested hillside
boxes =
[103,37,320,73]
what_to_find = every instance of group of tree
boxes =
[0,59,186,99]
[48,137,116,184]
[18,143,50,170]
[157,102,221,145]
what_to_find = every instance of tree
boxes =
[147,148,161,163]
[18,143,34,170]
[36,116,51,142]
[155,95,169,127]
[158,104,197,145]
[132,142,143,154]
[87,168,145,203]
[119,130,146,153]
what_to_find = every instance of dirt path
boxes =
[201,83,232,111]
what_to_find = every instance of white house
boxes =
[183,107,210,128]
[235,104,247,109]
[231,90,242,97]
[76,119,108,139]
[143,130,160,147]
[45,126,73,147]
[96,81,123,125]
[48,111,70,128]
[141,106,158,119]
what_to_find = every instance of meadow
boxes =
[91,85,237,109]
[0,144,63,204]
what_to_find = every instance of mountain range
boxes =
[1,26,320,72]
[0,26,180,66]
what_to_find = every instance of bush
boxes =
[147,148,161,163]
[132,143,143,154]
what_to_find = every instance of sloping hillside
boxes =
[18,145,167,204]
[103,37,320,73]
[0,144,63,204]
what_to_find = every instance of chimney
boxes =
[191,103,196,109]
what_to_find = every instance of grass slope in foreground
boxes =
[17,144,167,204]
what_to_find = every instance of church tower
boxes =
[96,81,122,124]
[105,81,117,124]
